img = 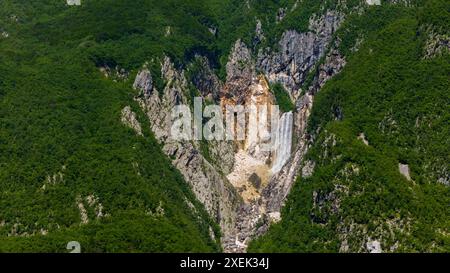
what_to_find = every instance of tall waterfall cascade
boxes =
[271,111,293,174]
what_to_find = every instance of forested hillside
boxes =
[249,1,449,252]
[0,0,448,253]
[0,0,223,252]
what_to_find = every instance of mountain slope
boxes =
[0,0,221,252]
[248,1,449,252]
[0,0,448,253]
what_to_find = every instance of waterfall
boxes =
[271,111,293,173]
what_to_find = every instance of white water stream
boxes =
[271,111,293,173]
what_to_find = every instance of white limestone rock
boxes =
[121,106,143,136]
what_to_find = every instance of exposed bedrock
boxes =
[223,11,347,252]
[132,9,347,252]
[134,57,240,236]
[257,11,343,100]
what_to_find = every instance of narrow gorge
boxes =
[128,9,346,252]
[1,0,448,254]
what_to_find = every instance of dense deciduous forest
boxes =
[249,1,449,252]
[0,0,448,252]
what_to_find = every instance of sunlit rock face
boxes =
[134,57,241,237]
[221,40,297,252]
[221,43,293,204]
[226,150,271,203]
[223,39,255,102]
[257,11,343,99]
[222,74,278,204]
[222,7,347,252]
[133,6,347,251]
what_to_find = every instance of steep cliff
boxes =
[134,57,241,235]
[257,10,343,99]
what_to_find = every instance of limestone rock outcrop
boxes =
[134,57,241,235]
[257,11,343,99]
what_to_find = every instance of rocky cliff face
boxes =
[134,57,241,235]
[189,56,236,175]
[132,8,347,252]
[261,32,347,218]
[423,25,450,59]
[191,56,223,101]
[221,11,347,252]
